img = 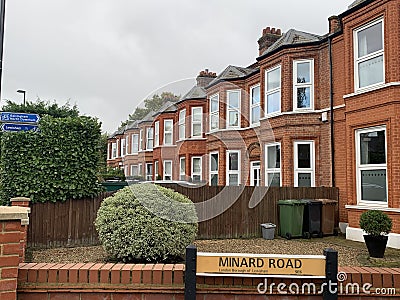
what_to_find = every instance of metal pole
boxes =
[0,0,6,100]
[185,245,197,300]
[323,248,338,300]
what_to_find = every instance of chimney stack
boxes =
[328,16,341,34]
[196,69,217,87]
[258,26,282,56]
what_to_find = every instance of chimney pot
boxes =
[277,29,281,35]
[266,27,271,34]
[271,28,276,34]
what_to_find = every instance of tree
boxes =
[120,92,179,128]
[1,99,79,118]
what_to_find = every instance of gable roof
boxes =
[179,85,207,102]
[153,101,177,117]
[208,65,258,87]
[261,29,323,56]
[138,110,156,124]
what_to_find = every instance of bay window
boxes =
[164,119,173,145]
[209,152,219,186]
[265,143,281,187]
[250,84,260,125]
[209,94,219,131]
[178,109,186,140]
[191,107,203,137]
[265,66,281,115]
[294,141,315,187]
[293,59,314,110]
[227,90,240,128]
[191,157,202,182]
[226,150,240,186]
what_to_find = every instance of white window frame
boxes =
[154,121,160,147]
[154,161,159,180]
[146,127,154,150]
[179,157,186,181]
[124,166,128,176]
[293,59,314,111]
[250,161,261,187]
[178,109,186,140]
[191,107,203,137]
[191,156,202,182]
[164,119,173,145]
[355,125,387,206]
[138,163,143,177]
[121,138,126,157]
[209,152,219,186]
[226,150,241,186]
[226,90,241,129]
[125,136,129,155]
[116,140,120,157]
[294,141,315,187]
[131,134,139,154]
[354,18,385,91]
[111,142,117,159]
[163,160,172,181]
[209,93,219,132]
[250,84,261,126]
[146,163,153,181]
[265,65,281,116]
[131,165,138,177]
[139,129,143,151]
[265,142,281,187]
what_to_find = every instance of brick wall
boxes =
[0,204,30,300]
[16,263,400,299]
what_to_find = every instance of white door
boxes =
[250,161,261,186]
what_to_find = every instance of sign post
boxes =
[0,112,40,132]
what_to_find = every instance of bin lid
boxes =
[278,199,306,205]
[261,223,276,228]
[301,199,322,205]
[318,199,338,205]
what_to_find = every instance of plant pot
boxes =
[363,235,388,258]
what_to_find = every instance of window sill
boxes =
[344,82,400,99]
[345,204,400,212]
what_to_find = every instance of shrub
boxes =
[359,210,392,237]
[95,184,198,262]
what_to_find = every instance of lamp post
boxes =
[0,0,7,99]
[17,89,26,106]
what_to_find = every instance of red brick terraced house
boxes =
[107,0,400,248]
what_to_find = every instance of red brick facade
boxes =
[107,0,400,240]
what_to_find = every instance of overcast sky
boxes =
[2,0,352,133]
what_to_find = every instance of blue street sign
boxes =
[0,112,40,124]
[1,123,38,132]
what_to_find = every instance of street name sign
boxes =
[196,252,326,277]
[0,112,40,124]
[1,123,38,132]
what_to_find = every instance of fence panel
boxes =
[27,185,338,247]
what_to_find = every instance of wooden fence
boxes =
[158,184,339,239]
[27,185,339,248]
[27,192,114,248]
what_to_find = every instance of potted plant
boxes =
[359,210,392,258]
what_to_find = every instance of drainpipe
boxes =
[328,36,335,187]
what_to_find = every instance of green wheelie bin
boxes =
[278,199,306,240]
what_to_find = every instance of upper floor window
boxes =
[354,18,384,90]
[146,127,154,150]
[132,134,139,154]
[250,85,260,125]
[154,121,159,147]
[125,136,129,155]
[164,119,173,145]
[293,59,314,110]
[111,142,117,159]
[192,107,203,137]
[227,90,240,128]
[121,138,126,157]
[356,126,387,204]
[139,129,143,151]
[178,109,186,140]
[209,94,219,131]
[265,66,281,115]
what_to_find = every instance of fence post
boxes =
[185,245,197,300]
[323,248,338,300]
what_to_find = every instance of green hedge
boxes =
[0,115,103,204]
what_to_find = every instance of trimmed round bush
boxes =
[359,210,392,237]
[95,184,198,262]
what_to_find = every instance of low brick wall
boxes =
[16,262,400,299]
